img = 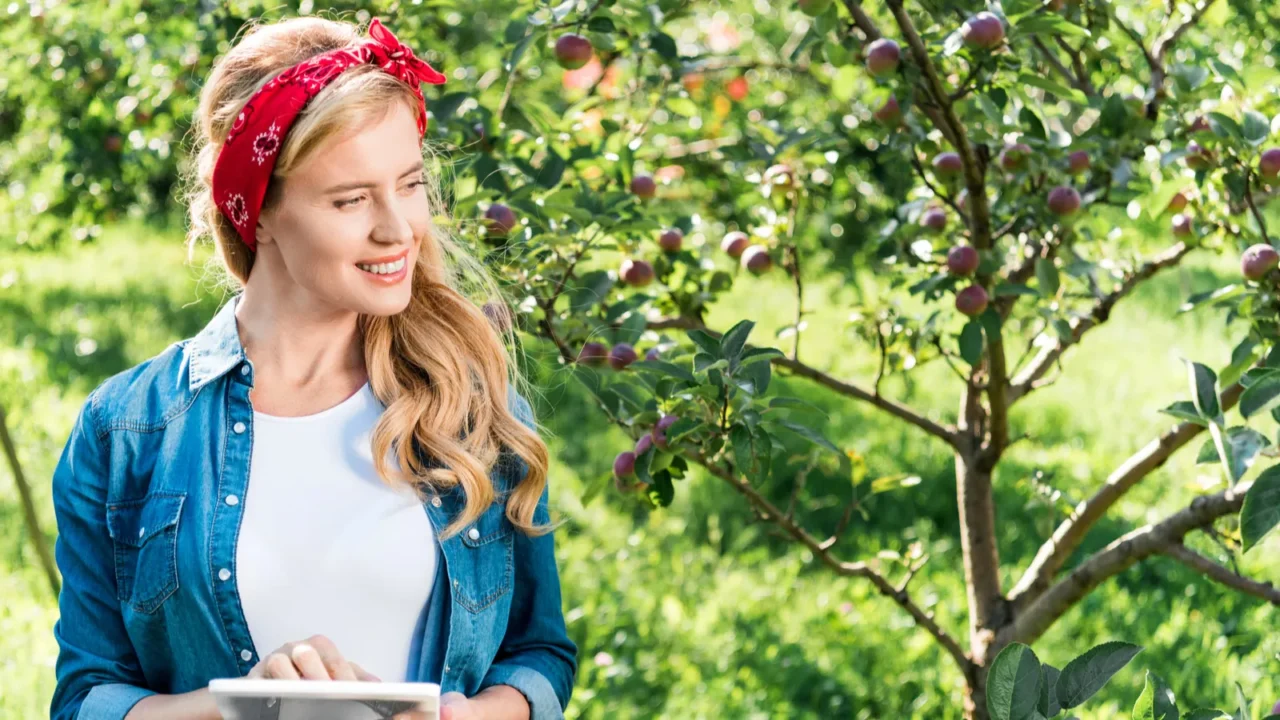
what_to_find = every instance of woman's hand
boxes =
[245,634,380,681]
[438,691,480,720]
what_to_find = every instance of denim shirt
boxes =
[49,294,578,720]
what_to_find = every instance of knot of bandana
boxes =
[212,18,446,251]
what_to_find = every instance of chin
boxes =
[358,289,413,317]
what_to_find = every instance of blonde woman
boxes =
[49,15,577,720]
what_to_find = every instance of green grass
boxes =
[2,221,1278,718]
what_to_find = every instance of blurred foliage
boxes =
[7,0,1280,716]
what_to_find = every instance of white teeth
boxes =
[357,257,406,275]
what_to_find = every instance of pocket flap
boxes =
[460,502,513,547]
[107,493,186,548]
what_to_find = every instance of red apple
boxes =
[1166,191,1189,213]
[1067,150,1090,174]
[578,342,609,365]
[635,433,653,456]
[658,228,684,253]
[999,143,1032,172]
[613,451,636,478]
[104,134,123,153]
[873,96,902,126]
[482,301,513,333]
[962,12,1005,49]
[1242,243,1280,281]
[652,414,679,449]
[741,245,772,274]
[609,343,638,370]
[620,258,655,287]
[726,76,749,101]
[956,285,989,316]
[1047,186,1081,216]
[484,203,518,237]
[1259,148,1280,180]
[721,231,750,258]
[947,245,980,276]
[630,174,657,199]
[1185,141,1215,171]
[682,73,705,93]
[644,347,661,362]
[1171,214,1193,237]
[763,163,797,189]
[554,33,594,70]
[933,152,963,178]
[920,208,948,233]
[865,38,901,77]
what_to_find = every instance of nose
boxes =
[371,197,415,246]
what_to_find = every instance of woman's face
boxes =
[255,101,430,317]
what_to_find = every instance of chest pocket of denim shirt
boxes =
[107,492,185,614]
[454,502,514,614]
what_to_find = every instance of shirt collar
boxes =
[187,293,248,393]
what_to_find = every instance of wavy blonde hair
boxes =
[180,14,554,540]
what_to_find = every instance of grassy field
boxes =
[2,219,1278,718]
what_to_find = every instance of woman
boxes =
[49,14,577,720]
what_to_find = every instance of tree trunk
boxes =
[963,672,990,720]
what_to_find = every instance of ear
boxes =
[254,216,274,248]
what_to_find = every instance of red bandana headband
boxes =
[212,18,446,252]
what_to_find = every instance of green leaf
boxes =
[1184,711,1230,720]
[1208,111,1243,140]
[1017,72,1087,105]
[629,360,697,384]
[664,418,701,445]
[650,31,678,61]
[1196,426,1270,483]
[1016,12,1090,38]
[666,97,699,117]
[505,32,537,72]
[869,473,923,494]
[1020,107,1048,141]
[687,329,721,356]
[1132,671,1179,720]
[1159,401,1209,427]
[1039,664,1062,718]
[1241,464,1280,551]
[986,643,1042,720]
[1056,642,1144,709]
[1036,257,1061,297]
[1242,110,1271,146]
[1185,360,1222,423]
[960,320,985,366]
[741,347,784,365]
[1101,94,1129,136]
[568,270,615,312]
[738,358,771,395]
[1240,371,1280,419]
[1235,683,1251,720]
[770,419,842,456]
[587,16,616,32]
[720,319,755,366]
[995,283,1039,297]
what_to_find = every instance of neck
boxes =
[236,266,366,392]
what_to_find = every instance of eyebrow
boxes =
[323,160,425,194]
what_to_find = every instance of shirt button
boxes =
[218,568,231,581]
[444,664,450,673]
[241,649,253,662]
[233,421,246,434]
[138,526,146,538]
[453,579,460,588]
[226,494,239,506]
[430,497,442,508]
[467,528,480,541]
[240,364,250,376]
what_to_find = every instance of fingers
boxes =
[349,662,382,682]
[262,652,301,680]
[306,634,359,681]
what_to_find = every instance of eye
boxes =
[334,196,364,209]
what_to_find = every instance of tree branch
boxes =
[648,316,962,447]
[1008,379,1245,606]
[689,450,974,674]
[1002,479,1251,646]
[1007,241,1194,404]
[1161,541,1280,604]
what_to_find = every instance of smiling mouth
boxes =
[356,256,407,275]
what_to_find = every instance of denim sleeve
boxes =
[49,392,156,720]
[480,391,579,719]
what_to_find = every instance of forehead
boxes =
[296,101,421,181]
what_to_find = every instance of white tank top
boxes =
[236,381,436,682]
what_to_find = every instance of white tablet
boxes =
[208,678,440,720]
